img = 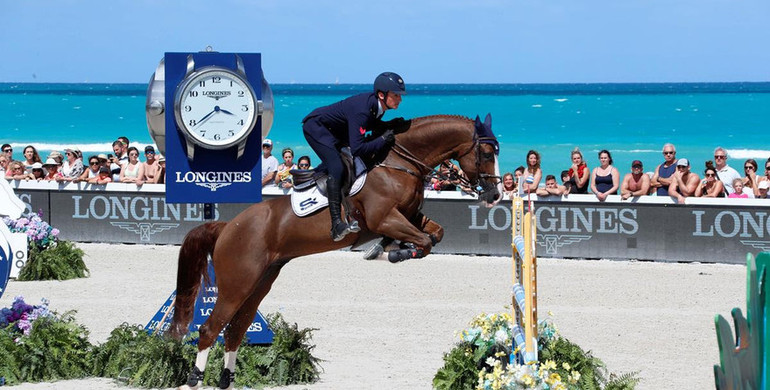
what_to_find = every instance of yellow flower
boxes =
[549,372,562,383]
[569,370,581,383]
[562,362,571,371]
[542,359,557,370]
[521,374,535,386]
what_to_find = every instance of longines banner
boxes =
[11,187,770,264]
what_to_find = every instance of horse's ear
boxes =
[484,113,492,130]
[474,115,482,128]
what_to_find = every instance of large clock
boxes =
[174,65,258,160]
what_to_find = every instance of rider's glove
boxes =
[386,117,411,134]
[381,129,396,146]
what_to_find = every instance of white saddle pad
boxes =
[290,173,367,217]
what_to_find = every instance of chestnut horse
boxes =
[172,114,501,389]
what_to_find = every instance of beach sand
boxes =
[0,243,746,389]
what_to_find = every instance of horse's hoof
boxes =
[363,243,384,260]
[218,368,235,389]
[388,249,414,263]
[180,366,203,390]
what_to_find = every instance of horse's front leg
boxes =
[368,208,434,261]
[412,212,444,246]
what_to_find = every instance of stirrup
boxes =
[186,366,204,387]
[218,368,235,389]
[331,221,354,242]
[348,219,361,233]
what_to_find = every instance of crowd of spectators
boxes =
[1,138,166,185]
[6,139,768,202]
[491,144,769,201]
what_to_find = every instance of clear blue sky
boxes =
[1,0,768,84]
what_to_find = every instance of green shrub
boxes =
[18,241,88,281]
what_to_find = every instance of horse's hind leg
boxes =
[371,208,434,257]
[218,261,287,390]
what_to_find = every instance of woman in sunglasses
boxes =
[77,155,102,183]
[297,155,312,170]
[742,158,760,198]
[695,161,725,198]
[6,161,31,180]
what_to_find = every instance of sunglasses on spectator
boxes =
[745,166,755,170]
[298,163,310,168]
[89,161,99,166]
[766,166,770,170]
[2,148,11,153]
[145,151,155,155]
[663,151,675,155]
[705,173,716,177]
[714,155,726,159]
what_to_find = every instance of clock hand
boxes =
[219,108,235,116]
[197,109,217,125]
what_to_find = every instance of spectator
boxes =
[590,149,619,202]
[742,158,760,198]
[22,145,42,172]
[502,172,516,196]
[119,146,145,185]
[757,181,769,199]
[42,158,62,181]
[275,147,297,189]
[713,147,741,195]
[6,161,30,180]
[91,166,113,184]
[140,145,160,183]
[429,161,460,191]
[261,139,278,187]
[621,160,651,200]
[77,155,101,182]
[567,147,589,194]
[151,156,166,184]
[58,147,84,182]
[0,154,8,175]
[651,143,677,196]
[560,170,573,194]
[536,174,566,197]
[112,139,128,166]
[728,178,749,199]
[2,144,13,160]
[297,155,312,170]
[48,151,64,165]
[695,161,726,198]
[760,158,770,188]
[522,150,542,194]
[30,163,45,181]
[118,136,130,149]
[668,158,700,204]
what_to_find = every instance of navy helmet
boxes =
[374,72,406,95]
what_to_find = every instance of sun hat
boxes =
[97,153,109,161]
[31,162,43,170]
[158,156,166,162]
[759,181,769,190]
[262,139,272,146]
[43,158,59,167]
[676,158,690,167]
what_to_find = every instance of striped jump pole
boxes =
[510,193,538,365]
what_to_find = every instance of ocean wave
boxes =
[554,98,568,102]
[726,149,770,160]
[8,142,158,155]
[531,104,542,108]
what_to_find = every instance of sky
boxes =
[1,0,768,84]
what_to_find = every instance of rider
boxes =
[302,72,408,241]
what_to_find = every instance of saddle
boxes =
[289,147,368,217]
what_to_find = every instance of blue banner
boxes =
[164,51,264,204]
[145,261,274,344]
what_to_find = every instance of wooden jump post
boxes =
[510,193,538,365]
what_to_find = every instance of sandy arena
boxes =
[0,243,747,389]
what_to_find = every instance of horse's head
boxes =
[455,113,502,206]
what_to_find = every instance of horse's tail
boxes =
[168,221,228,340]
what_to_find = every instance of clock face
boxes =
[176,68,258,149]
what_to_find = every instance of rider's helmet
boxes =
[374,72,406,95]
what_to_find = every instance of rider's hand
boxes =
[381,129,396,146]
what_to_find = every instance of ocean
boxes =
[1,82,769,179]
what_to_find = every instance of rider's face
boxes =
[384,92,401,110]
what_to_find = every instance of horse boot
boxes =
[218,368,235,390]
[327,176,355,242]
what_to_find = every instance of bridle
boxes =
[377,131,500,197]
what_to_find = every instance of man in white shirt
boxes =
[713,147,741,195]
[261,139,278,187]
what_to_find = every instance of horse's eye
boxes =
[481,152,494,160]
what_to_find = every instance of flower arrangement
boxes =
[0,296,51,338]
[2,211,88,281]
[2,212,59,252]
[434,309,640,390]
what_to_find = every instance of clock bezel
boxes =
[173,66,259,151]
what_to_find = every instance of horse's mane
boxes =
[412,114,472,123]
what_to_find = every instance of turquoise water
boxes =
[1,82,768,178]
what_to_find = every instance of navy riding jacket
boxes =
[302,93,388,159]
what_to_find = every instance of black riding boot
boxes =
[327,177,358,241]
